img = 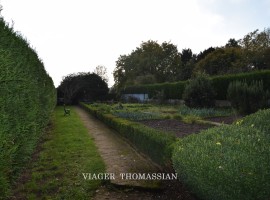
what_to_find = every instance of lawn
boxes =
[13,106,105,200]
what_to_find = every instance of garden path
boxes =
[75,107,196,200]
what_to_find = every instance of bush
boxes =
[237,109,270,134]
[172,118,270,200]
[182,74,216,108]
[80,102,176,167]
[227,80,269,114]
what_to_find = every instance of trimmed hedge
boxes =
[212,70,270,100]
[80,102,176,167]
[121,81,186,99]
[172,109,270,200]
[0,18,56,198]
[121,70,270,100]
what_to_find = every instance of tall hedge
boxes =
[0,18,56,198]
[212,70,270,100]
[121,81,186,99]
[121,70,270,100]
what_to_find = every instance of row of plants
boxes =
[179,105,233,118]
[121,70,270,100]
[0,18,56,198]
[172,109,270,200]
[80,102,176,167]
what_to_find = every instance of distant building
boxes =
[122,93,149,102]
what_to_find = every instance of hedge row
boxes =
[121,70,270,100]
[212,70,270,99]
[172,109,270,200]
[0,18,56,198]
[80,102,176,167]
[121,81,186,99]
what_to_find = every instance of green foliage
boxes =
[194,47,245,75]
[80,103,176,167]
[172,109,270,200]
[182,74,216,108]
[237,108,270,134]
[0,18,56,198]
[113,40,184,91]
[212,70,270,100]
[227,80,269,114]
[121,81,186,99]
[113,111,160,121]
[121,70,270,101]
[179,105,233,118]
[57,72,109,104]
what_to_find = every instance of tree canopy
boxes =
[58,72,108,104]
[113,28,270,92]
[113,40,183,91]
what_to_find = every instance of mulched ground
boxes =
[140,116,242,138]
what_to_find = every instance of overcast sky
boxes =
[1,0,269,87]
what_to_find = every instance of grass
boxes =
[13,106,105,200]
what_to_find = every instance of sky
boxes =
[1,0,269,87]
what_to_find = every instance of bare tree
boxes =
[94,65,109,83]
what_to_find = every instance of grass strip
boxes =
[13,106,105,200]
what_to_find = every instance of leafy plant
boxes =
[179,105,233,118]
[113,111,160,121]
[182,73,216,108]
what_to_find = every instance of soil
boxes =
[204,115,242,124]
[76,107,197,200]
[140,115,242,138]
[140,119,213,138]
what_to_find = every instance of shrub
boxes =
[172,122,270,200]
[182,74,216,108]
[238,108,270,134]
[227,80,269,114]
